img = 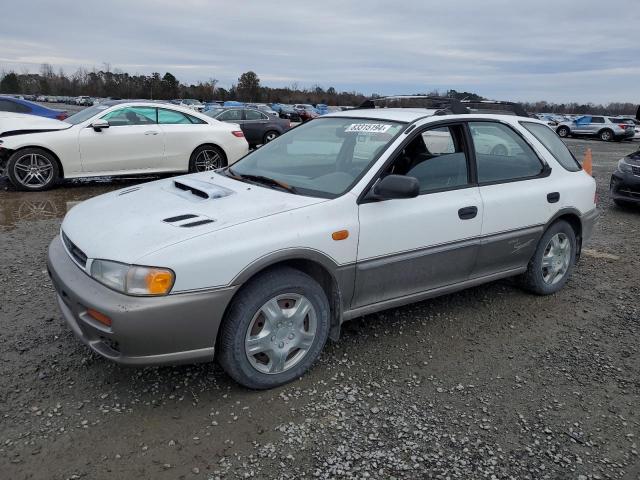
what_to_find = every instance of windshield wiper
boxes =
[224,168,296,194]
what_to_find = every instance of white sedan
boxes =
[0,101,249,191]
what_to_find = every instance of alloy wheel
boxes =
[13,153,54,188]
[245,293,317,374]
[194,149,222,171]
[541,233,571,285]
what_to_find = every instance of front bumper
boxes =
[610,170,640,204]
[47,235,237,366]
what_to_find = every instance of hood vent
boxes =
[163,214,215,228]
[118,186,141,196]
[173,178,234,200]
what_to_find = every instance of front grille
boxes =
[61,232,88,269]
[632,165,640,176]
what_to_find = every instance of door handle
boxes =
[144,131,159,135]
[547,192,560,203]
[458,206,478,220]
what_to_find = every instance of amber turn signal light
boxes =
[331,230,349,241]
[86,308,112,327]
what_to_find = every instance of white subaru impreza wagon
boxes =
[47,99,598,389]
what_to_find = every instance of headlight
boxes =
[90,260,175,296]
[618,159,634,174]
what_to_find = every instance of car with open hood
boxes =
[0,100,248,191]
[47,97,598,389]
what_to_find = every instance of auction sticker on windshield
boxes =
[345,123,392,133]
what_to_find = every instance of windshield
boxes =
[228,117,404,198]
[64,105,110,124]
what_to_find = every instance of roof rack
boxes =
[356,95,469,114]
[460,100,530,117]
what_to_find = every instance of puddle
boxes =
[0,175,165,230]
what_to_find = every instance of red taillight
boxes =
[619,124,627,129]
[56,112,68,120]
[231,130,244,138]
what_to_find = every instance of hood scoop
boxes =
[173,178,234,200]
[163,214,215,228]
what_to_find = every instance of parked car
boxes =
[0,96,68,120]
[610,149,640,206]
[246,103,279,117]
[277,105,302,122]
[0,101,248,191]
[47,103,597,389]
[315,104,329,115]
[294,104,319,122]
[177,99,205,112]
[205,107,290,147]
[556,116,635,141]
[75,96,93,106]
[611,118,640,140]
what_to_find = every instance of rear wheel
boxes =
[7,148,60,191]
[263,130,279,144]
[189,145,226,172]
[521,220,576,295]
[218,267,330,389]
[599,129,614,142]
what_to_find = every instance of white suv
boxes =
[47,104,598,389]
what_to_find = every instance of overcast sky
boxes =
[1,0,639,103]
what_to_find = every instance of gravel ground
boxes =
[0,138,638,480]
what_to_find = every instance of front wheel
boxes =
[556,126,570,138]
[7,148,60,191]
[189,145,226,172]
[218,267,330,389]
[521,220,576,295]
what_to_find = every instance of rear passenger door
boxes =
[354,123,483,308]
[243,109,269,145]
[468,121,552,278]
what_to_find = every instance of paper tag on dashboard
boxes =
[345,123,392,133]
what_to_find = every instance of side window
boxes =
[520,122,580,172]
[12,102,31,113]
[591,117,604,124]
[0,99,19,112]
[245,109,267,120]
[158,108,192,124]
[388,125,469,193]
[218,109,243,121]
[102,107,157,126]
[469,122,544,183]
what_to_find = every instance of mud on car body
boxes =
[48,97,598,389]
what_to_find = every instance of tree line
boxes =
[0,64,637,114]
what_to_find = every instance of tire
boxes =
[599,129,614,142]
[490,144,508,156]
[7,148,60,191]
[556,126,570,138]
[521,220,577,295]
[188,145,226,173]
[263,130,279,144]
[218,267,330,389]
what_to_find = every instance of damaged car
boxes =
[0,101,249,191]
[47,99,598,389]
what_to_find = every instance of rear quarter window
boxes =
[520,122,581,172]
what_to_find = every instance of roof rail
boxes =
[357,95,469,114]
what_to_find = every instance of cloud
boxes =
[1,0,639,103]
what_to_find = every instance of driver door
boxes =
[78,106,165,173]
[353,123,483,308]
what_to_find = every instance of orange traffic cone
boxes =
[583,148,593,176]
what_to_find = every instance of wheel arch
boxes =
[190,143,228,169]
[225,250,351,342]
[8,145,65,178]
[544,208,583,260]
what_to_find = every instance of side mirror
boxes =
[90,119,109,131]
[366,174,419,201]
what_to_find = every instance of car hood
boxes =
[625,150,640,164]
[61,172,327,264]
[0,113,71,136]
